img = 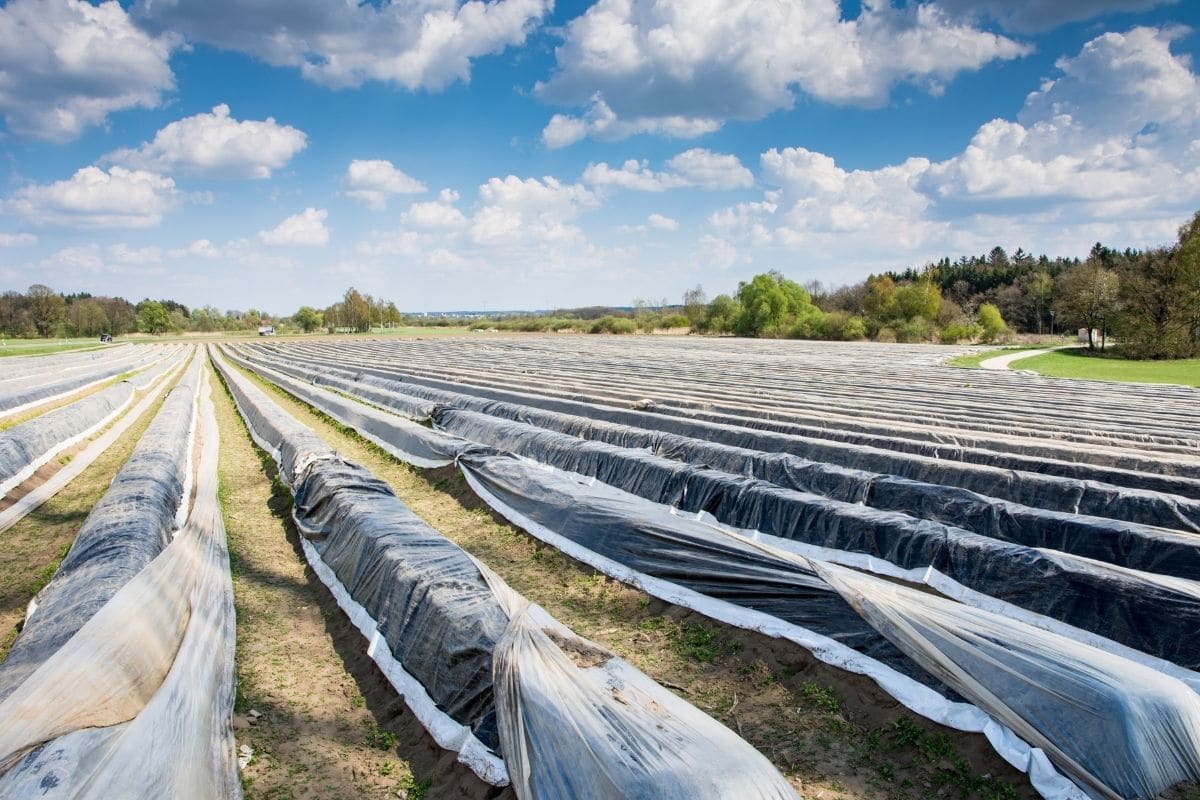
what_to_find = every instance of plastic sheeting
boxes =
[818,562,1200,800]
[293,456,509,750]
[212,347,801,799]
[0,353,201,702]
[483,566,798,800]
[232,347,1200,572]
[230,346,1162,799]
[233,349,1200,669]
[219,349,460,468]
[458,450,942,687]
[430,407,1200,671]
[0,357,239,798]
[223,347,1200,676]
[234,346,1200,532]
[0,345,178,419]
[0,350,189,536]
[0,381,133,499]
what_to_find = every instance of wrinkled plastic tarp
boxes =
[233,346,1200,535]
[0,381,134,498]
[0,346,177,418]
[213,347,800,798]
[425,407,1200,671]
[819,561,1200,800]
[250,347,1200,532]
[0,355,239,798]
[0,353,201,702]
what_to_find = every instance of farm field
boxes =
[0,336,1198,800]
[0,338,109,357]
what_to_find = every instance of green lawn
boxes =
[1009,348,1200,387]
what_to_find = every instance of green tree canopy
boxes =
[976,303,1008,343]
[293,306,323,333]
[1054,260,1120,351]
[701,294,740,334]
[136,300,170,335]
[27,284,66,338]
[733,271,819,337]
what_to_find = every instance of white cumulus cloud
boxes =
[105,104,307,179]
[0,0,176,141]
[402,189,467,228]
[2,166,181,228]
[344,160,427,210]
[542,96,721,148]
[134,0,551,91]
[0,233,37,247]
[703,25,1200,282]
[536,0,1028,145]
[928,26,1200,204]
[259,207,331,247]
[469,175,598,245]
[583,149,752,191]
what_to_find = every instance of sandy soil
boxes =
[232,360,1037,800]
[213,371,511,800]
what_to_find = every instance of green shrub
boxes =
[977,303,1008,343]
[842,315,868,340]
[786,308,828,340]
[661,314,692,329]
[939,322,981,344]
[589,316,637,334]
[812,311,868,341]
[894,318,935,342]
[875,327,898,343]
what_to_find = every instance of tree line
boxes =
[6,211,1197,359]
[683,210,1200,358]
[451,211,1198,359]
[0,286,401,339]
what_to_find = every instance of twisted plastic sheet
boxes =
[213,346,800,799]
[0,345,179,419]
[0,357,238,798]
[234,345,1200,533]
[0,353,202,701]
[230,345,1200,799]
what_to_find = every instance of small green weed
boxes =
[669,622,720,663]
[364,725,397,751]
[798,681,841,715]
[396,774,431,800]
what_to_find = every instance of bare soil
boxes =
[213,365,511,800]
[232,359,1037,800]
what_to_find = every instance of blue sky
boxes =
[1,0,1199,314]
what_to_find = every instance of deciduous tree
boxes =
[1054,261,1120,351]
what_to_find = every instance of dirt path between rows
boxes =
[230,360,1037,800]
[213,364,510,800]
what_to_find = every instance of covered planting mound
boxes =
[227,335,1200,800]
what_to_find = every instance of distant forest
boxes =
[4,211,1197,359]
[463,211,1198,359]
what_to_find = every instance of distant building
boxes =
[258,325,275,336]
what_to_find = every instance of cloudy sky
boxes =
[1,0,1198,313]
